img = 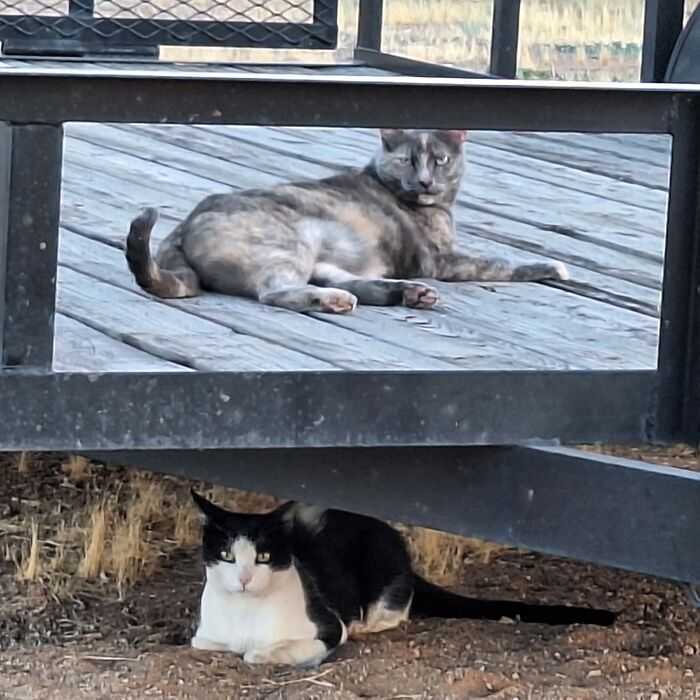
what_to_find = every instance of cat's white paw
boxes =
[243,640,329,667]
[243,647,275,664]
[191,635,229,652]
[551,261,570,281]
[317,290,357,314]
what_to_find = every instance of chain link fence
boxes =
[0,0,338,55]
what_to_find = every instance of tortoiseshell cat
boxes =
[191,492,614,668]
[126,129,568,313]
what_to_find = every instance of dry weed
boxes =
[173,501,200,546]
[17,521,41,582]
[16,452,30,474]
[78,502,108,579]
[402,526,502,586]
[109,513,153,597]
[65,455,92,483]
[3,454,493,601]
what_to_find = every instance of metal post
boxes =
[0,124,63,369]
[641,0,685,82]
[489,0,521,78]
[654,96,700,445]
[356,0,383,52]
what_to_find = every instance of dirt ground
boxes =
[0,448,699,700]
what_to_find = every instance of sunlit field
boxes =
[161,0,700,81]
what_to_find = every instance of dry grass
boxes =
[2,454,483,602]
[78,501,108,579]
[17,521,41,582]
[65,455,91,482]
[15,452,30,475]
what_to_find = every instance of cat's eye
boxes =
[396,156,410,165]
[435,155,450,166]
[220,550,236,562]
[256,552,271,564]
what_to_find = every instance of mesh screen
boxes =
[0,0,335,50]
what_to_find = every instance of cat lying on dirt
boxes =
[191,491,613,668]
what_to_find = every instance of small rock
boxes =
[586,669,602,678]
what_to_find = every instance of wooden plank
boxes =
[436,282,657,367]
[318,281,657,370]
[57,265,335,371]
[67,123,302,187]
[59,230,482,370]
[53,313,190,372]
[59,226,655,370]
[526,132,671,169]
[585,132,670,154]
[472,132,670,190]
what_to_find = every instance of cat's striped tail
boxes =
[411,575,615,627]
[126,207,201,299]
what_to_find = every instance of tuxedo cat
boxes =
[191,491,614,667]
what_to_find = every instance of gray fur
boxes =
[126,129,568,314]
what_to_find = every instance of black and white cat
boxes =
[191,491,614,667]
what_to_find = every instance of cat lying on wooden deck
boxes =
[191,491,613,668]
[126,129,568,314]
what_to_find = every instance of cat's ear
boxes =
[191,488,230,525]
[442,130,468,147]
[380,128,405,150]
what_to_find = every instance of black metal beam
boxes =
[489,0,521,78]
[0,124,63,369]
[0,69,685,132]
[88,445,700,584]
[641,0,685,82]
[355,49,494,79]
[654,96,700,445]
[356,0,383,52]
[0,370,653,450]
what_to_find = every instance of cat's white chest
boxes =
[194,567,317,655]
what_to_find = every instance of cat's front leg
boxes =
[435,250,569,283]
[243,639,331,668]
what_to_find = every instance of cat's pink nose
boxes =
[239,573,252,588]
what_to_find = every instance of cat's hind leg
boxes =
[435,251,569,282]
[243,639,331,667]
[348,574,413,638]
[312,263,439,309]
[254,263,357,314]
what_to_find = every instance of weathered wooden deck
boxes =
[47,65,669,373]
